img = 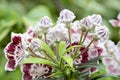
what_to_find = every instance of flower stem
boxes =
[86,38,94,49]
[68,28,72,45]
[55,41,59,60]
[81,39,95,55]
[79,31,84,45]
[81,31,88,44]
[42,49,59,65]
[44,33,47,43]
[28,47,45,59]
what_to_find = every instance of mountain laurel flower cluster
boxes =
[4,9,120,80]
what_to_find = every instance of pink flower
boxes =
[109,13,120,27]
[21,64,52,80]
[4,33,26,71]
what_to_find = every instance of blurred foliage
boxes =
[0,0,120,80]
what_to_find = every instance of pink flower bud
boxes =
[91,14,102,26]
[95,26,110,39]
[35,16,53,32]
[51,23,68,41]
[80,16,92,30]
[58,9,76,23]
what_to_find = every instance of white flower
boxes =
[102,40,120,76]
[58,9,76,23]
[35,16,53,33]
[90,14,102,26]
[95,25,110,39]
[102,57,120,76]
[51,23,68,42]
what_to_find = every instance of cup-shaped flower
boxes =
[58,9,76,23]
[4,33,26,71]
[95,26,110,40]
[21,64,52,80]
[102,57,120,75]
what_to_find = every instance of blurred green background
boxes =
[0,0,120,80]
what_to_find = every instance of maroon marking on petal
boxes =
[95,46,103,56]
[33,33,37,38]
[80,47,89,63]
[23,73,32,80]
[90,68,97,72]
[5,60,16,71]
[12,36,22,45]
[6,43,16,53]
[23,64,32,73]
[6,54,14,60]
[28,29,33,34]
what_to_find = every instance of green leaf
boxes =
[91,73,117,80]
[62,56,73,67]
[41,41,56,59]
[65,45,81,53]
[49,70,63,78]
[78,70,89,79]
[76,63,104,70]
[22,57,57,67]
[58,41,66,58]
[87,56,104,63]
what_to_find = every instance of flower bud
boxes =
[58,9,76,23]
[51,23,68,41]
[35,16,53,33]
[90,14,102,26]
[80,16,92,31]
[95,26,110,39]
